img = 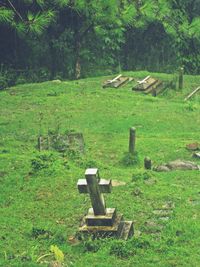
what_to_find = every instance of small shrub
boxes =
[67,148,82,160]
[132,170,152,182]
[38,68,51,81]
[129,238,150,249]
[184,102,197,111]
[50,134,69,152]
[83,239,101,253]
[0,74,8,90]
[51,232,66,244]
[31,227,52,239]
[121,152,139,166]
[0,67,17,89]
[31,152,56,173]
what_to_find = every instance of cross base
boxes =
[78,209,134,240]
[85,208,116,226]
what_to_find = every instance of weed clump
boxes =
[132,170,153,182]
[31,227,53,240]
[129,238,150,249]
[110,240,135,258]
[121,152,139,166]
[31,152,56,172]
[184,102,198,111]
[83,239,101,253]
[30,151,64,175]
[110,238,151,258]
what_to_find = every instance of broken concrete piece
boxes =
[154,165,170,172]
[112,180,126,187]
[154,159,200,171]
[193,152,200,159]
[152,209,173,216]
[186,143,199,151]
[167,160,199,170]
[144,220,163,234]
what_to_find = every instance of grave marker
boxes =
[129,127,136,154]
[144,157,152,170]
[178,67,184,90]
[37,132,84,153]
[77,168,134,240]
[103,75,132,88]
[132,76,170,96]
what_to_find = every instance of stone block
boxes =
[85,208,116,226]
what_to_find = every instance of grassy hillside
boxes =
[0,71,200,267]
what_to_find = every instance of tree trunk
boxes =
[74,32,81,80]
[75,41,81,80]
[49,40,56,80]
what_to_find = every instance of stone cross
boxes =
[77,168,112,215]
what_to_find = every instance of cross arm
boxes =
[77,179,112,194]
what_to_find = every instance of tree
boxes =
[56,0,136,79]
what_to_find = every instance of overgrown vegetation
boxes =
[0,71,199,266]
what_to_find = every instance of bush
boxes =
[83,239,101,253]
[132,170,152,182]
[0,74,8,90]
[184,102,198,112]
[31,152,56,173]
[0,66,18,89]
[15,75,27,85]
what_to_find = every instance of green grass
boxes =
[0,71,200,266]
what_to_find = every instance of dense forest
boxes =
[1,0,200,88]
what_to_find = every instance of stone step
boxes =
[79,214,123,234]
[118,221,134,240]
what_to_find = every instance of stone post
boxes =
[178,67,184,90]
[144,157,152,170]
[129,127,136,154]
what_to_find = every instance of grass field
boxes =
[0,71,200,267]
